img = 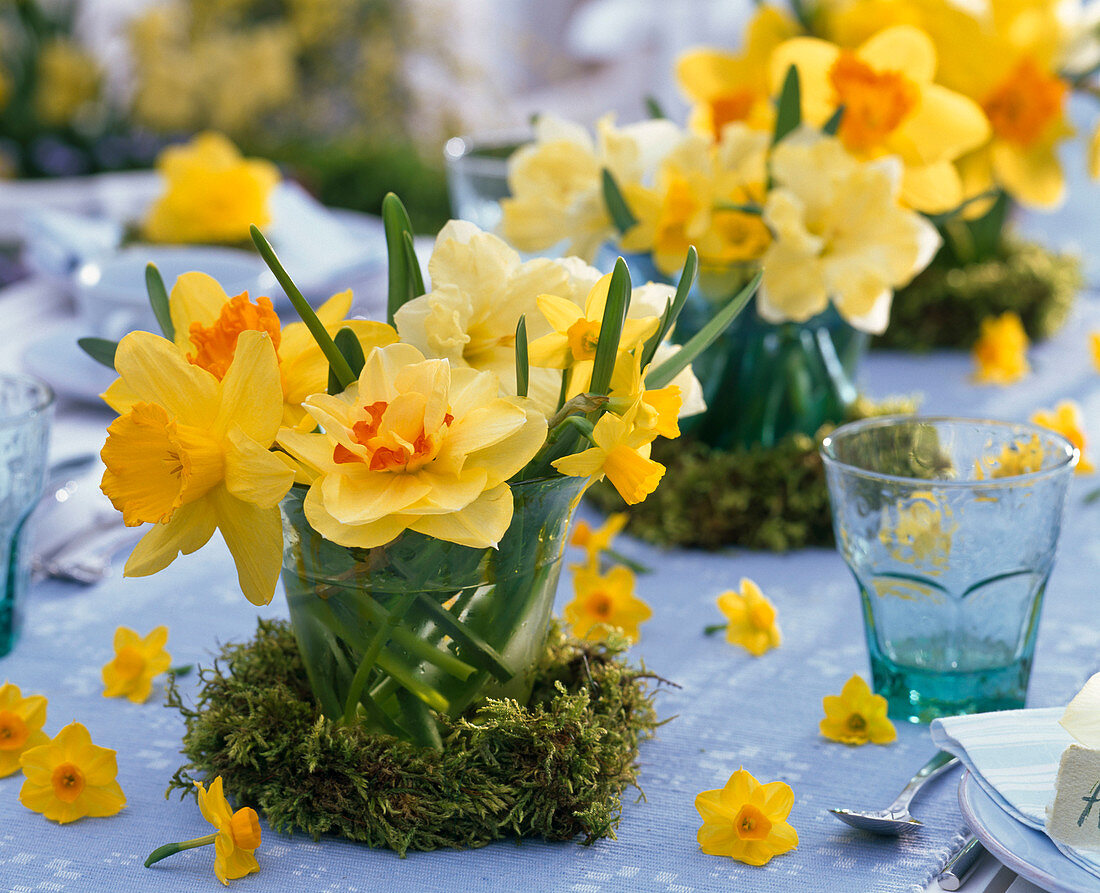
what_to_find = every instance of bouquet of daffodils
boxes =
[86,196,749,744]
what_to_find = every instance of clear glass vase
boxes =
[279,475,586,748]
[677,285,868,450]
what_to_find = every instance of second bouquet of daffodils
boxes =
[91,196,746,748]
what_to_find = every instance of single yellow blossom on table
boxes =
[1031,401,1092,474]
[0,683,48,777]
[19,722,126,823]
[972,312,1030,384]
[1091,333,1100,373]
[695,767,798,865]
[820,675,897,745]
[716,579,781,656]
[100,329,295,606]
[145,777,261,885]
[552,405,665,505]
[278,342,546,549]
[571,513,629,569]
[769,25,990,213]
[758,128,940,333]
[141,132,280,245]
[102,625,172,703]
[564,565,652,643]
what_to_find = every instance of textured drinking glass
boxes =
[822,416,1076,723]
[443,131,524,233]
[0,374,54,656]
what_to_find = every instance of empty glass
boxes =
[0,374,54,655]
[822,416,1076,723]
[443,131,526,233]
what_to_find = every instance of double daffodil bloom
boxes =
[100,330,295,606]
[759,129,940,332]
[277,342,546,549]
[769,25,990,212]
[677,6,802,138]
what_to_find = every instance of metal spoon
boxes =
[829,751,959,834]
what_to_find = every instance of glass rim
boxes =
[0,372,55,429]
[820,414,1079,488]
[443,130,529,173]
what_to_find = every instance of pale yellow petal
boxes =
[891,85,990,167]
[123,499,218,577]
[209,488,284,606]
[900,160,964,213]
[215,330,283,444]
[303,483,410,548]
[408,484,513,548]
[169,272,231,355]
[113,331,219,426]
[856,25,937,85]
[991,139,1065,209]
[769,39,840,125]
[319,471,432,523]
[224,428,295,508]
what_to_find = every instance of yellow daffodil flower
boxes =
[1031,401,1092,474]
[972,312,1030,384]
[759,129,940,333]
[716,579,781,656]
[528,273,660,393]
[100,329,295,606]
[19,722,126,823]
[148,271,395,428]
[0,683,48,778]
[35,39,101,126]
[570,513,629,570]
[695,767,798,865]
[676,6,802,138]
[564,565,652,642]
[820,675,896,745]
[102,626,172,703]
[976,433,1045,479]
[552,406,665,505]
[500,113,686,260]
[1090,125,1100,181]
[1091,332,1100,373]
[277,342,546,549]
[620,125,772,276]
[145,776,262,885]
[769,26,990,212]
[142,132,280,244]
[196,778,262,885]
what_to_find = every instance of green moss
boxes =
[167,619,660,855]
[876,236,1081,351]
[587,397,916,552]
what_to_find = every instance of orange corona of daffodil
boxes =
[564,564,652,642]
[972,311,1030,384]
[19,722,126,823]
[717,579,781,656]
[695,767,799,865]
[102,625,172,703]
[100,329,295,606]
[0,683,48,777]
[142,132,280,244]
[1031,401,1092,474]
[195,777,262,885]
[552,406,665,505]
[769,26,990,213]
[277,342,547,549]
[820,675,897,745]
[676,6,802,138]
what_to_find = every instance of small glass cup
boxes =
[443,130,528,233]
[821,416,1077,723]
[0,374,54,655]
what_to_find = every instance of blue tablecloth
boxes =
[2,294,1100,892]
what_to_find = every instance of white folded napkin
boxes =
[932,709,1100,878]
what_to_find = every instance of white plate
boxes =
[22,321,116,406]
[959,771,1100,893]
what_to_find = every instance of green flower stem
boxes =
[342,593,419,726]
[167,664,193,677]
[145,834,216,867]
[703,623,727,636]
[352,594,477,681]
[250,225,356,389]
[602,549,650,575]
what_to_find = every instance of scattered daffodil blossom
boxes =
[695,767,799,865]
[102,625,172,703]
[564,565,652,642]
[1091,332,1100,373]
[1061,671,1100,747]
[759,128,940,333]
[820,675,896,745]
[100,329,295,606]
[142,132,280,244]
[161,272,395,428]
[1031,401,1092,474]
[716,579,781,656]
[768,25,990,212]
[0,683,48,777]
[19,722,126,823]
[277,342,546,549]
[570,512,629,570]
[972,312,1030,384]
[552,405,665,505]
[196,777,262,885]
